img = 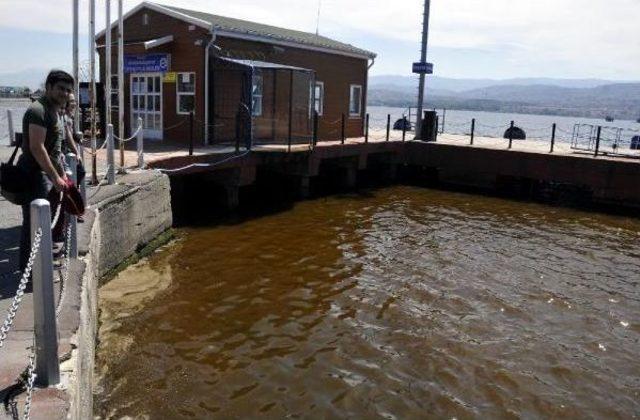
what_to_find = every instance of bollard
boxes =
[137,117,144,169]
[91,133,97,185]
[550,123,556,153]
[386,114,390,141]
[470,118,475,145]
[7,109,15,146]
[189,111,194,156]
[341,113,345,144]
[594,126,602,157]
[365,113,369,143]
[66,154,78,259]
[508,120,514,149]
[106,124,115,185]
[31,199,60,386]
[77,132,87,203]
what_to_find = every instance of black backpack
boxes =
[0,133,29,205]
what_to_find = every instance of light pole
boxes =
[415,0,431,138]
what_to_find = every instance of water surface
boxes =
[97,187,640,418]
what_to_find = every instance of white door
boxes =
[130,73,162,139]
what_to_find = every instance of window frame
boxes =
[252,72,263,117]
[176,72,196,115]
[349,84,362,118]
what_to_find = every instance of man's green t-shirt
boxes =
[21,96,64,174]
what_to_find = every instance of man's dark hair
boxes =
[45,70,74,89]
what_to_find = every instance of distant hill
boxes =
[368,76,640,120]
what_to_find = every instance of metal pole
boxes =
[31,199,60,386]
[288,70,294,153]
[118,0,125,170]
[550,123,556,153]
[137,117,144,168]
[189,111,194,156]
[470,118,475,145]
[365,113,369,143]
[66,154,78,258]
[105,0,111,126]
[594,126,602,157]
[89,0,97,185]
[402,118,407,141]
[7,110,15,146]
[341,113,345,144]
[414,0,431,138]
[386,114,390,141]
[508,120,514,149]
[107,124,115,185]
[72,0,79,131]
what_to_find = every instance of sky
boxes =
[0,0,639,87]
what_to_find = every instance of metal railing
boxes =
[0,153,85,418]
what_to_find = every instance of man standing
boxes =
[17,70,73,271]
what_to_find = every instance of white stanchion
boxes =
[137,117,144,169]
[107,124,115,185]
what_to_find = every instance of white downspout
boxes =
[204,29,216,145]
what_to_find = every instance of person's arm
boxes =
[64,123,81,161]
[29,124,67,192]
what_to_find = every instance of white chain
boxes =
[0,229,42,349]
[50,192,63,229]
[113,123,143,142]
[56,221,72,316]
[22,348,37,420]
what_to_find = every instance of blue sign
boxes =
[124,54,170,73]
[412,62,434,74]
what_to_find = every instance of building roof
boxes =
[160,4,376,60]
[216,57,314,73]
[97,2,376,60]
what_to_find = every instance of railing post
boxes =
[386,114,390,141]
[402,116,407,142]
[77,132,86,203]
[312,110,319,146]
[470,118,475,145]
[106,124,115,185]
[341,113,345,144]
[31,199,60,386]
[7,109,15,146]
[550,123,556,153]
[594,125,602,157]
[365,113,369,143]
[137,117,144,169]
[508,120,514,149]
[66,153,78,259]
[189,111,194,156]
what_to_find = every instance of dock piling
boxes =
[508,121,514,149]
[7,110,15,146]
[402,117,407,142]
[31,199,60,387]
[365,113,369,143]
[550,123,556,153]
[470,118,475,145]
[594,126,602,157]
[386,114,390,141]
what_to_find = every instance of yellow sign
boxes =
[163,72,177,83]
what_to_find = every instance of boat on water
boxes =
[605,116,615,122]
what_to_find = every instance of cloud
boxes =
[0,0,638,79]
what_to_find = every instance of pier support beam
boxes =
[343,167,358,189]
[297,176,311,198]
[224,186,240,211]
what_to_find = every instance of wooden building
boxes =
[96,2,376,146]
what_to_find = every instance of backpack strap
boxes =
[7,143,20,166]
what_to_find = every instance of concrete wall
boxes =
[68,171,172,419]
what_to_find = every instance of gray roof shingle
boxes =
[157,3,376,59]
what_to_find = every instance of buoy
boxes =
[503,126,526,140]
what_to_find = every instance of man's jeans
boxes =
[19,171,54,272]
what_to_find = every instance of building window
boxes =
[349,84,362,117]
[313,81,324,116]
[252,72,263,117]
[176,72,195,114]
[143,13,149,25]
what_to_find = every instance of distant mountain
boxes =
[0,68,51,90]
[368,76,640,120]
